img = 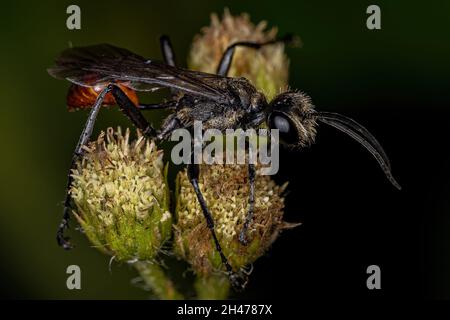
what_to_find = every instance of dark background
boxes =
[0,0,449,300]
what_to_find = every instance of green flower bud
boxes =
[70,127,172,262]
[188,8,290,100]
[174,161,289,276]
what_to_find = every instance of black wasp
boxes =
[48,35,401,288]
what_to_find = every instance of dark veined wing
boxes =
[47,44,231,103]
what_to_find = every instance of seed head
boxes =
[174,160,289,276]
[70,127,172,262]
[188,8,290,100]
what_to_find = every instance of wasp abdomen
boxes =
[66,83,139,111]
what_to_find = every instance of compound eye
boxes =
[268,112,298,145]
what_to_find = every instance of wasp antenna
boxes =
[317,112,401,190]
[318,112,391,168]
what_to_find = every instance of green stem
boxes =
[133,261,183,300]
[194,274,230,299]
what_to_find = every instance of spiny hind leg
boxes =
[57,86,112,249]
[187,162,247,289]
[160,35,177,67]
[239,163,256,245]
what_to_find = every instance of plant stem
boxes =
[194,274,230,299]
[133,261,183,300]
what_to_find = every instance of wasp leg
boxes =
[158,114,182,140]
[216,34,300,76]
[160,35,176,67]
[159,35,180,97]
[187,162,247,289]
[111,85,181,140]
[57,86,112,249]
[57,84,163,249]
[109,85,158,138]
[239,163,256,245]
[137,34,179,111]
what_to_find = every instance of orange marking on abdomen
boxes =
[66,83,139,111]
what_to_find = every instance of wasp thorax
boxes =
[268,91,317,148]
[250,91,268,113]
[174,156,290,276]
[69,127,172,262]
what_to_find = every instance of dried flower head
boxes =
[188,8,290,100]
[70,127,172,262]
[174,159,289,276]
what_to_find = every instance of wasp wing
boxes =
[48,44,231,103]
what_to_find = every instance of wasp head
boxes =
[266,90,401,190]
[267,91,317,148]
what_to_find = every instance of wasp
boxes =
[48,35,400,288]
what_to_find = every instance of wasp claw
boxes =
[228,271,248,291]
[56,233,73,250]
